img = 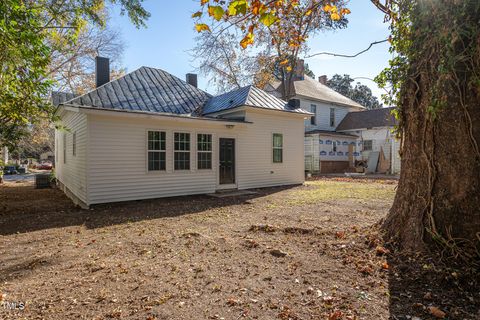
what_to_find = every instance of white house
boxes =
[266,62,365,173]
[54,58,311,208]
[267,61,400,174]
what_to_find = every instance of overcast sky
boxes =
[110,0,392,101]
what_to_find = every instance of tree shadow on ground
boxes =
[387,252,480,320]
[0,183,296,236]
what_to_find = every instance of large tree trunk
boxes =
[382,0,480,257]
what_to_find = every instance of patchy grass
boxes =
[287,179,397,205]
[0,178,477,320]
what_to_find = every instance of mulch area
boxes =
[0,179,478,319]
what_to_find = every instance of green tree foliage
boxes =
[0,0,149,148]
[0,0,52,150]
[327,74,382,109]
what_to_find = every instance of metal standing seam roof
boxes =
[336,107,397,131]
[57,67,311,119]
[51,91,77,106]
[202,85,311,115]
[63,66,211,115]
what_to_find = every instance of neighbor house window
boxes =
[63,133,67,164]
[330,108,335,127]
[147,131,166,171]
[333,141,337,152]
[72,132,77,156]
[363,140,373,151]
[174,132,190,170]
[273,133,283,163]
[310,105,317,125]
[197,134,212,170]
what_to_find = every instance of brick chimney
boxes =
[186,73,198,88]
[293,59,305,81]
[95,56,110,88]
[318,75,327,85]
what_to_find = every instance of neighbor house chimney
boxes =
[186,73,198,88]
[95,56,110,88]
[293,59,305,81]
[318,75,327,85]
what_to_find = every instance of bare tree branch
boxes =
[304,39,389,59]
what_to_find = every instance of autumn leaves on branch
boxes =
[193,0,351,49]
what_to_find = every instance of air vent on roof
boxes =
[288,98,301,109]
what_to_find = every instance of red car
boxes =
[36,162,53,170]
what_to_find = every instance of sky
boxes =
[110,0,392,100]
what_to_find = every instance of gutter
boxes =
[59,103,252,125]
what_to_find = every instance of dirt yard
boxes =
[0,178,478,319]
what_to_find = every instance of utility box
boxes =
[35,174,51,189]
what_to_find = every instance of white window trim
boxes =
[363,140,373,151]
[330,108,336,127]
[146,130,167,172]
[310,104,317,125]
[197,133,213,171]
[173,131,192,172]
[272,133,283,164]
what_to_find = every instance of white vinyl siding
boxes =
[84,108,305,205]
[298,97,360,131]
[55,110,88,204]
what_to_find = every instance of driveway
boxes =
[2,170,51,182]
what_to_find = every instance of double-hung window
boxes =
[174,132,190,170]
[72,132,77,156]
[147,131,166,171]
[330,108,336,127]
[273,133,283,163]
[363,140,373,151]
[197,134,212,170]
[310,105,317,125]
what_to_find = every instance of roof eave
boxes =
[61,103,252,124]
[294,93,365,109]
[204,104,313,117]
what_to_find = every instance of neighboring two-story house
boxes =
[266,65,365,173]
[267,61,400,174]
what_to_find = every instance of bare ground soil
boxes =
[0,178,478,320]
